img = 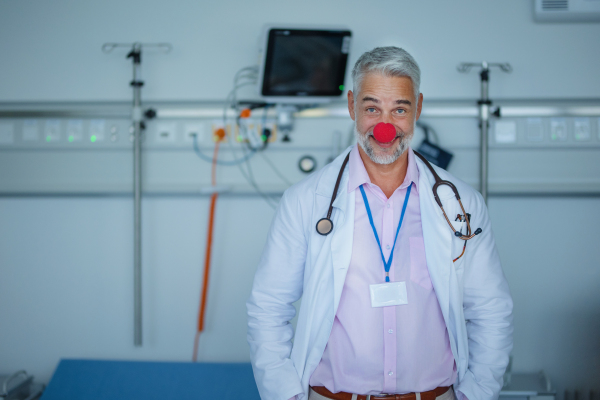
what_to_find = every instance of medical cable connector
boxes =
[192,133,255,166]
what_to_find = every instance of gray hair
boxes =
[351,46,421,101]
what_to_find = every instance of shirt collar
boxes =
[347,144,419,194]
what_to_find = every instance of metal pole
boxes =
[458,61,511,204]
[129,44,144,347]
[99,41,169,347]
[479,63,490,204]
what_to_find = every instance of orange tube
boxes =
[193,141,220,362]
[198,192,218,333]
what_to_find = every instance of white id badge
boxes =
[369,281,408,307]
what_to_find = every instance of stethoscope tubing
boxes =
[315,153,350,236]
[317,150,482,241]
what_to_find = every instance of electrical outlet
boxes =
[246,123,263,149]
[240,119,278,145]
[156,122,176,143]
[0,122,14,144]
[183,123,204,143]
[44,120,61,143]
[574,118,591,141]
[22,120,39,142]
[109,124,119,142]
[66,120,83,143]
[494,120,517,144]
[211,121,233,143]
[550,118,567,141]
[526,118,544,142]
[261,122,277,143]
[89,120,105,143]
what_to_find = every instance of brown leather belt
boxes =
[311,385,451,400]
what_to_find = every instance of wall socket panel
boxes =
[491,117,600,147]
[0,119,133,148]
[0,119,232,149]
[2,115,600,195]
[0,118,284,150]
[2,116,598,150]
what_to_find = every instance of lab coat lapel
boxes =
[329,172,355,315]
[416,158,452,319]
[314,148,355,316]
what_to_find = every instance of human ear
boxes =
[348,90,356,121]
[416,93,423,121]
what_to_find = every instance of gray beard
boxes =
[354,124,410,165]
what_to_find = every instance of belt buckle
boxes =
[370,393,419,400]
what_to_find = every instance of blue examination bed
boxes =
[40,359,260,400]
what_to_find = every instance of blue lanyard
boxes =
[359,183,412,282]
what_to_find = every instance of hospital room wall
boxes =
[1,0,600,101]
[1,0,600,395]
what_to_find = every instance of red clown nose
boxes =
[373,123,396,143]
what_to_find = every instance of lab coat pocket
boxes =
[409,236,433,290]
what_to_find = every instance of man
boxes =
[247,47,513,400]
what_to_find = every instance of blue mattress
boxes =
[41,359,260,400]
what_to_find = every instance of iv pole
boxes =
[457,62,511,204]
[103,42,171,346]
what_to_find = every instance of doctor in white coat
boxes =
[247,47,513,400]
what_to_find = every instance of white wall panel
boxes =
[0,0,599,102]
[0,196,276,382]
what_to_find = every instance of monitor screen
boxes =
[261,28,352,98]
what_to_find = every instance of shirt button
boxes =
[388,329,393,334]
[386,244,390,250]
[388,371,394,376]
[387,203,390,209]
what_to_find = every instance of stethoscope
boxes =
[315,150,482,261]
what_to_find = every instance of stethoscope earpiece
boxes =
[316,218,334,236]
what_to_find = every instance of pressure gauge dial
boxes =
[298,155,317,174]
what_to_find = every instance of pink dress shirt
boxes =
[309,145,457,395]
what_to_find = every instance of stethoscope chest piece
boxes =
[316,218,333,236]
[315,153,350,236]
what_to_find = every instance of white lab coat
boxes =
[247,147,513,400]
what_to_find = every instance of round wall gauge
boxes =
[298,155,317,173]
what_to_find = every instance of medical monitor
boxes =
[258,26,352,104]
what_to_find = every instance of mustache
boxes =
[353,123,409,143]
[367,130,406,139]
